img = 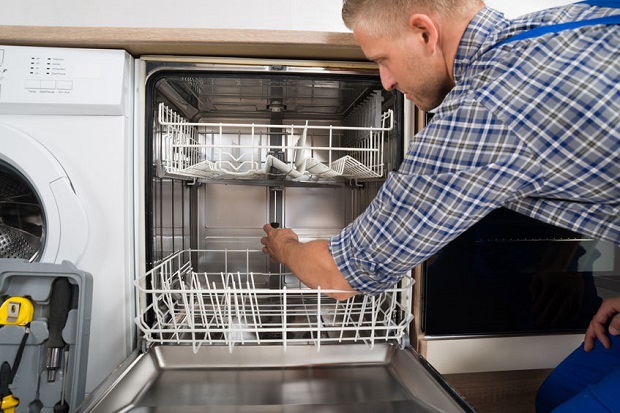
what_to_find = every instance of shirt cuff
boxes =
[329,227,405,295]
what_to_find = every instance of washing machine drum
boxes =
[0,123,88,263]
[0,164,43,260]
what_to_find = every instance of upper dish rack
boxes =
[135,248,413,353]
[155,102,394,182]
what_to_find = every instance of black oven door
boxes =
[422,208,620,336]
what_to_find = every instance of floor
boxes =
[444,369,552,413]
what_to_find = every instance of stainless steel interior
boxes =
[155,69,392,122]
[147,63,402,265]
[77,345,473,413]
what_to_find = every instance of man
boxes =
[261,0,619,301]
[536,294,620,412]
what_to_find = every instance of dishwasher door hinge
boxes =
[400,334,411,350]
[138,336,152,354]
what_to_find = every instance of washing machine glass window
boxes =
[0,160,44,261]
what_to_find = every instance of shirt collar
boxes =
[453,7,509,83]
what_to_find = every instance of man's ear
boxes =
[407,14,439,54]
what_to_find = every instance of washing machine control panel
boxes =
[0,45,130,115]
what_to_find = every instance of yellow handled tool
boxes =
[0,297,34,413]
[0,393,18,413]
[0,297,34,327]
[0,362,18,413]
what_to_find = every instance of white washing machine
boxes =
[0,45,135,394]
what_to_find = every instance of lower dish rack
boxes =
[135,248,413,352]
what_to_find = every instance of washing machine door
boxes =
[0,122,87,263]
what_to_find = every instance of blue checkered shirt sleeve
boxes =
[330,102,541,295]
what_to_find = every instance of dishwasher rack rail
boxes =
[135,249,413,352]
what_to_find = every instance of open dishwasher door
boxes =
[77,249,475,413]
[76,344,475,413]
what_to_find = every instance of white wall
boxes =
[485,0,577,18]
[1,0,347,31]
[0,0,577,31]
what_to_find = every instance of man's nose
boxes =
[379,67,397,91]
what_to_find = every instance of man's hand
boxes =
[584,296,620,352]
[261,224,299,265]
[260,224,357,300]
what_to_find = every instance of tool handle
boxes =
[1,394,19,413]
[47,278,72,349]
[53,401,69,413]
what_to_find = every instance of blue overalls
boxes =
[493,0,620,50]
[497,2,620,412]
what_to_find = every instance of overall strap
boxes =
[493,0,620,49]
[579,0,620,7]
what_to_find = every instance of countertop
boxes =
[0,26,367,61]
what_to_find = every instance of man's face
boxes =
[354,27,453,112]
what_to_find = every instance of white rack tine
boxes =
[196,274,212,345]
[330,298,340,325]
[384,292,395,339]
[208,279,220,345]
[178,270,196,349]
[299,290,316,345]
[368,295,377,349]
[226,274,235,351]
[247,274,261,344]
[189,272,201,350]
[283,286,287,352]
[338,297,353,343]
[164,266,181,343]
[238,272,250,344]
[224,249,229,279]
[355,295,369,343]
[316,289,321,352]
[195,273,211,346]
[211,280,225,334]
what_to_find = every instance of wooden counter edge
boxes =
[0,26,367,60]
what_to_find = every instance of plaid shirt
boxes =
[330,3,620,295]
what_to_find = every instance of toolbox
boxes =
[0,260,93,413]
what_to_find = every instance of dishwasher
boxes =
[77,56,476,413]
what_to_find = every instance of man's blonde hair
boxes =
[342,0,482,37]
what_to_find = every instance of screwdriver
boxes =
[46,278,73,382]
[53,347,70,413]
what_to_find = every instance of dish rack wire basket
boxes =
[155,101,394,182]
[135,248,413,353]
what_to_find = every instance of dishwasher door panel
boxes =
[76,345,475,413]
